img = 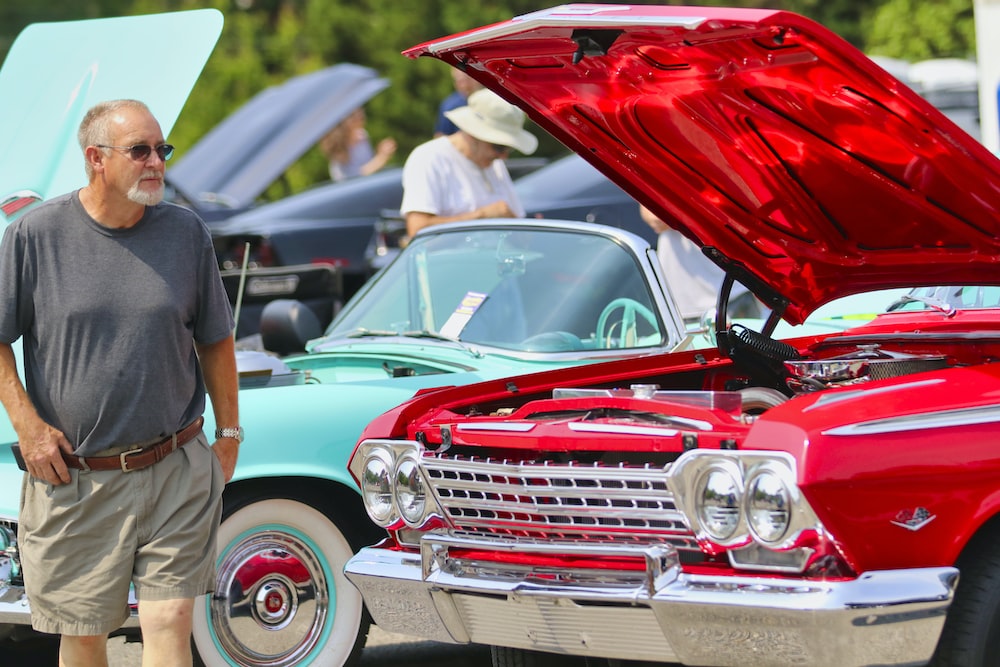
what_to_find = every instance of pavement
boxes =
[1,626,493,666]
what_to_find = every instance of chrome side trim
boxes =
[824,403,1000,435]
[804,378,944,411]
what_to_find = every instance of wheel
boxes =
[595,298,658,349]
[930,526,1000,666]
[192,497,368,667]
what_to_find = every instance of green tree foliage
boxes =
[0,0,979,202]
[865,0,976,60]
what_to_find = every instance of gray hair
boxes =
[77,99,152,179]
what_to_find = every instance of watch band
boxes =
[215,426,244,443]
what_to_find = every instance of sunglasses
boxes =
[96,143,175,162]
[487,142,511,155]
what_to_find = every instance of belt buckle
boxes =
[119,447,144,472]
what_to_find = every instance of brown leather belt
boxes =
[62,417,205,472]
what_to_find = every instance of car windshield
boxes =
[325,227,665,352]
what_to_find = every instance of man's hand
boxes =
[19,421,73,485]
[476,200,516,219]
[212,437,239,483]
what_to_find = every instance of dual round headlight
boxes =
[745,468,791,544]
[359,448,429,527]
[694,461,792,546]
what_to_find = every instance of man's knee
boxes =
[59,634,109,665]
[138,597,195,635]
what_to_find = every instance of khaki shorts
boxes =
[18,432,224,636]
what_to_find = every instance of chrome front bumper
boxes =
[344,534,957,667]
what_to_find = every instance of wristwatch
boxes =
[215,426,244,443]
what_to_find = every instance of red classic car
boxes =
[343,5,1000,667]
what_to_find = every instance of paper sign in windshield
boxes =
[439,291,488,339]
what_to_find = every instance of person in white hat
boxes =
[401,88,538,238]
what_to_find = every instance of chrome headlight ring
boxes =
[744,462,793,545]
[393,454,429,527]
[693,459,745,544]
[359,446,396,526]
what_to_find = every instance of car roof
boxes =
[405,4,1000,324]
[0,10,223,224]
[166,63,389,214]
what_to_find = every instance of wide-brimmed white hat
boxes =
[445,89,538,155]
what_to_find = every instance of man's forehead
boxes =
[109,108,162,139]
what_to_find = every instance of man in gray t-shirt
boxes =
[0,99,240,665]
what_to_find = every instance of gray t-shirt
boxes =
[0,191,234,455]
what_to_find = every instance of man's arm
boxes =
[405,200,517,237]
[0,343,72,484]
[196,335,240,482]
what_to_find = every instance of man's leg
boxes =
[138,597,195,667]
[59,634,109,667]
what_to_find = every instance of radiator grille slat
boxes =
[423,455,698,550]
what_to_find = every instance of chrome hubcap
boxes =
[211,530,329,666]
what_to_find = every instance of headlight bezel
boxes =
[669,450,819,554]
[351,439,441,530]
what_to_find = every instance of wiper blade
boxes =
[886,295,956,317]
[342,328,458,341]
[399,330,458,342]
[343,328,402,338]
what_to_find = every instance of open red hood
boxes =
[405,5,1000,324]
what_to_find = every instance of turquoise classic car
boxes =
[0,13,698,667]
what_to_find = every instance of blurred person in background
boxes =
[640,204,760,321]
[401,89,537,239]
[640,203,726,320]
[320,107,396,182]
[434,68,484,137]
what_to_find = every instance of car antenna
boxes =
[232,241,251,338]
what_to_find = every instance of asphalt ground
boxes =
[1,626,494,666]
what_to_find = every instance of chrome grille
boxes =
[423,455,698,551]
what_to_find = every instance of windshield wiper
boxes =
[343,328,403,338]
[399,330,458,342]
[342,328,461,342]
[886,294,957,317]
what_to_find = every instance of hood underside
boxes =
[0,10,222,224]
[405,4,1000,324]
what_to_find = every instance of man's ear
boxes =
[84,145,106,173]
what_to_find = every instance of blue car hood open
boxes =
[0,9,223,225]
[166,64,390,213]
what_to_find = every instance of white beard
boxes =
[127,177,164,206]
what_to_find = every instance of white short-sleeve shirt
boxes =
[400,136,525,218]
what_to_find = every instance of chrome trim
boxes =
[455,422,536,432]
[420,454,698,551]
[804,378,944,411]
[669,450,820,552]
[345,544,956,667]
[824,403,1000,436]
[567,422,683,436]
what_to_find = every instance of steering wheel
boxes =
[595,298,658,349]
